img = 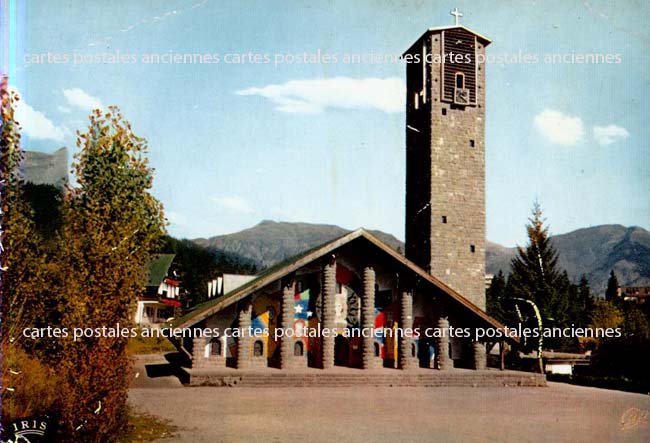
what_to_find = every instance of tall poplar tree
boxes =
[55,107,165,442]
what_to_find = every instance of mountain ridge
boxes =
[194,221,650,296]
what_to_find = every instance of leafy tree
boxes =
[22,183,63,240]
[589,299,650,387]
[605,270,619,302]
[1,77,59,423]
[54,107,165,442]
[589,299,624,331]
[621,303,650,339]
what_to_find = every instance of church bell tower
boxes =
[404,10,490,309]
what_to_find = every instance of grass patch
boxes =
[127,334,176,355]
[119,408,178,442]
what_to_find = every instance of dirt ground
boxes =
[128,382,650,443]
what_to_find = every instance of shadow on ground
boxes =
[133,353,189,387]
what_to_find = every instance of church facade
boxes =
[170,17,518,375]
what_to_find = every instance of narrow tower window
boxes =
[470,245,476,253]
[441,108,447,116]
[455,72,465,89]
[470,139,475,147]
[442,216,447,224]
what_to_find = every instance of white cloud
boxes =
[57,105,72,114]
[236,77,405,114]
[593,124,629,146]
[533,109,585,145]
[62,88,103,111]
[10,88,66,142]
[212,196,254,214]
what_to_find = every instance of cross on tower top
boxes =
[450,8,463,26]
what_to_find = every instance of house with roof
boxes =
[136,254,183,327]
[617,286,650,304]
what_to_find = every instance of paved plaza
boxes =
[129,382,650,443]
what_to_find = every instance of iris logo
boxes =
[3,417,49,443]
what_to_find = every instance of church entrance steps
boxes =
[185,367,546,388]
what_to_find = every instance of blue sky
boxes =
[2,0,648,246]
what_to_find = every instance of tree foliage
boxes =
[588,299,624,331]
[486,270,507,323]
[508,203,564,319]
[1,78,58,424]
[1,83,166,440]
[575,275,594,325]
[588,299,650,388]
[497,202,592,351]
[605,270,619,302]
[52,107,165,441]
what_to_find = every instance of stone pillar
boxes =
[280,280,295,370]
[499,340,506,371]
[237,303,252,370]
[472,341,487,370]
[362,267,380,370]
[192,336,208,368]
[435,317,452,370]
[399,291,417,370]
[321,260,336,369]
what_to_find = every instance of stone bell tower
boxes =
[404,9,490,310]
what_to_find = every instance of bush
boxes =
[1,344,65,424]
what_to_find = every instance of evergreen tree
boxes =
[508,202,563,322]
[486,270,507,323]
[564,274,592,328]
[577,275,593,325]
[605,270,619,302]
[506,202,590,351]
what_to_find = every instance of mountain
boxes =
[195,221,650,297]
[486,225,650,296]
[194,220,403,269]
[22,147,68,189]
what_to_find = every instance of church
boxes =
[168,13,541,385]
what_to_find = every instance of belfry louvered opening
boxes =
[442,28,477,105]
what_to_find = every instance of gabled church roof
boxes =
[172,229,514,340]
